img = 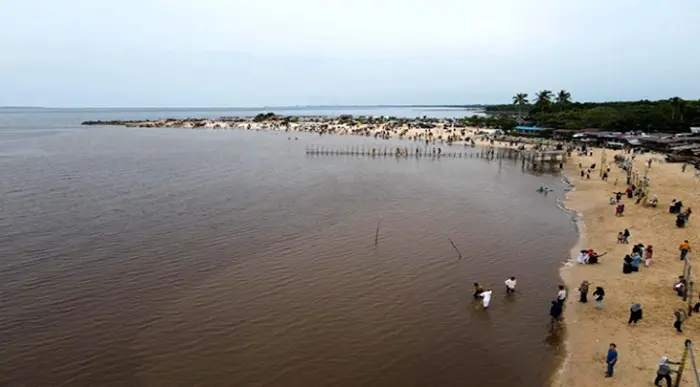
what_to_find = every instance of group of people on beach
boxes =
[670,199,693,228]
[573,148,698,384]
[622,242,653,273]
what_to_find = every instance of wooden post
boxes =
[674,340,692,387]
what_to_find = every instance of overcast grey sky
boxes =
[1,0,699,107]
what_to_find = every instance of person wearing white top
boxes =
[557,285,567,305]
[504,277,517,294]
[480,289,493,308]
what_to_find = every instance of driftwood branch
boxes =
[375,220,381,246]
[447,236,463,260]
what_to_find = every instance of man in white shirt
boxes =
[505,277,517,294]
[557,285,567,305]
[480,289,493,309]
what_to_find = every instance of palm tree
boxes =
[512,93,529,118]
[556,90,571,111]
[535,90,553,113]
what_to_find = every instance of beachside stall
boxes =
[666,144,700,163]
[514,126,547,137]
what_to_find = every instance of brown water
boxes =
[0,109,576,387]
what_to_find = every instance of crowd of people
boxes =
[573,150,696,384]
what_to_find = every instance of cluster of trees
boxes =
[486,91,700,132]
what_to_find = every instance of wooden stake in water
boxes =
[375,220,381,246]
[448,236,463,260]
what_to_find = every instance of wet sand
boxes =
[555,149,699,386]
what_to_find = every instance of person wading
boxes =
[473,282,484,299]
[504,276,517,294]
[557,285,567,306]
[479,289,493,309]
[549,300,563,329]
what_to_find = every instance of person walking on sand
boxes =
[654,356,680,387]
[593,286,605,309]
[674,309,686,333]
[504,277,517,294]
[628,303,643,325]
[623,229,630,244]
[605,343,618,377]
[680,240,691,261]
[479,289,493,309]
[578,280,590,303]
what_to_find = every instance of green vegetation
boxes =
[487,92,700,132]
[458,115,517,130]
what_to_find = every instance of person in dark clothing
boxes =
[693,293,700,313]
[677,213,686,228]
[579,280,590,303]
[622,255,633,274]
[606,343,618,377]
[473,282,484,299]
[628,303,642,325]
[674,278,687,298]
[550,300,563,329]
[623,229,630,243]
[593,287,605,309]
[655,356,680,387]
[674,309,686,333]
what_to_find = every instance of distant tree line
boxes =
[486,91,700,132]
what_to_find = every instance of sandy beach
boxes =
[82,117,551,151]
[555,149,699,386]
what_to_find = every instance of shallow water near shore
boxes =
[0,109,576,386]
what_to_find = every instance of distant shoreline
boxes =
[2,105,487,110]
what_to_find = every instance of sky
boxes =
[1,0,699,107]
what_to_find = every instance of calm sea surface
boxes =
[0,107,576,387]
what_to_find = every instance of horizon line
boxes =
[0,104,488,110]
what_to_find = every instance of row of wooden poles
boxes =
[305,145,567,164]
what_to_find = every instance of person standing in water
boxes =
[557,285,567,305]
[549,300,563,329]
[504,277,517,294]
[473,282,484,299]
[479,289,493,309]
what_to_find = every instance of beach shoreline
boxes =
[550,171,586,387]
